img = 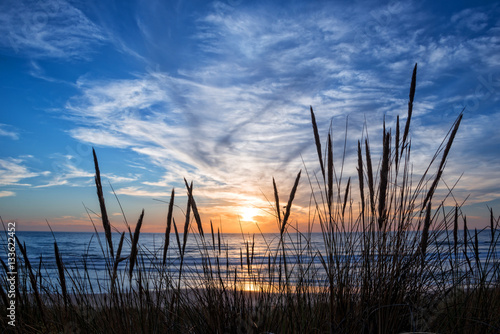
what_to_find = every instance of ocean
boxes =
[2,230,498,293]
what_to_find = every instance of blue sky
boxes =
[0,0,499,232]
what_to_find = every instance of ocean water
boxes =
[2,230,498,293]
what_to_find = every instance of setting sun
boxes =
[239,207,261,222]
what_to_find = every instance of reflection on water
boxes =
[2,230,498,294]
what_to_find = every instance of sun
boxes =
[239,207,260,222]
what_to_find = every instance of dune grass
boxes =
[1,64,500,333]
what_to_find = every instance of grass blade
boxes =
[281,170,302,235]
[273,177,282,224]
[378,130,390,230]
[357,141,365,226]
[402,63,417,152]
[310,106,325,180]
[163,189,175,266]
[54,241,68,308]
[92,148,114,259]
[129,209,145,280]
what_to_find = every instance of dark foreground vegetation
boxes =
[1,64,499,333]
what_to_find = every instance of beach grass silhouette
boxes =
[1,64,499,333]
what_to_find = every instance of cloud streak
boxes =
[0,0,106,59]
[0,158,42,186]
[0,191,15,198]
[0,124,19,140]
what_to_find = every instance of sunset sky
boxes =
[1,0,499,233]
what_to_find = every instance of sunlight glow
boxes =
[239,207,261,222]
[240,281,260,292]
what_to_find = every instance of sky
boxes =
[0,0,499,233]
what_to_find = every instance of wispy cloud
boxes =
[451,8,489,32]
[65,72,312,201]
[0,0,106,59]
[114,186,174,198]
[28,60,74,84]
[0,190,15,198]
[35,154,139,188]
[34,162,92,188]
[0,157,41,186]
[104,174,139,184]
[0,124,19,140]
[69,128,136,148]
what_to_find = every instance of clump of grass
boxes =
[1,64,499,333]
